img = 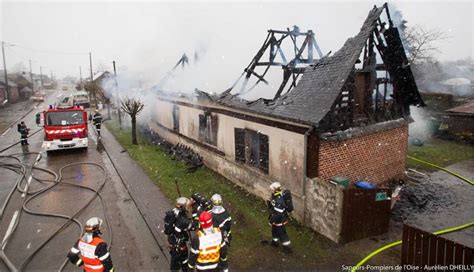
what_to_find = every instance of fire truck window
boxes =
[46,111,84,126]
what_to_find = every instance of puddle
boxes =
[391,160,474,247]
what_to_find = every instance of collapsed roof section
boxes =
[213,3,424,132]
[230,26,325,99]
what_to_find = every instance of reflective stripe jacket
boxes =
[92,113,102,126]
[188,227,227,271]
[211,206,232,238]
[68,235,113,272]
[268,192,289,226]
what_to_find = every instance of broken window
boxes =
[234,128,269,174]
[172,105,179,131]
[199,112,218,146]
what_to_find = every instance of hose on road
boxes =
[0,128,43,154]
[0,153,113,272]
[407,155,474,185]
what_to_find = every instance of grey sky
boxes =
[1,0,473,93]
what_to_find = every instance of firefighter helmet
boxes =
[85,217,103,233]
[199,211,213,229]
[211,194,222,206]
[191,192,204,202]
[176,197,189,209]
[270,182,282,191]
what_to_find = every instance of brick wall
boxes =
[318,125,408,185]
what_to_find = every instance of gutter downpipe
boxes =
[302,125,315,224]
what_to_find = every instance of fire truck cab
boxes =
[36,95,89,152]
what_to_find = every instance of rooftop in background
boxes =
[446,100,474,115]
[0,76,18,87]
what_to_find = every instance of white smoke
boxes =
[408,106,433,142]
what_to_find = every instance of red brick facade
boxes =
[318,126,408,185]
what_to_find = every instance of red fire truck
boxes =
[35,95,89,152]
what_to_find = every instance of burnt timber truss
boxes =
[233,26,324,99]
[320,3,425,132]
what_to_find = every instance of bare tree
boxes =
[11,62,27,73]
[84,81,101,106]
[403,26,449,65]
[121,97,144,145]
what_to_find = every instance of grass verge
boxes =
[407,138,474,171]
[105,120,340,269]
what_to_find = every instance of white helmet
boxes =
[269,182,282,191]
[85,217,103,233]
[211,194,223,206]
[176,197,189,208]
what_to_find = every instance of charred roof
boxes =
[213,4,424,130]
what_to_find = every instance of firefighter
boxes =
[17,121,30,145]
[67,217,114,272]
[268,182,294,254]
[189,192,211,230]
[210,194,232,246]
[92,110,103,137]
[164,197,191,272]
[188,211,228,272]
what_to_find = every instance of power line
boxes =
[1,41,89,56]
[4,46,35,64]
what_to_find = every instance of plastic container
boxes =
[354,180,377,189]
[330,176,350,188]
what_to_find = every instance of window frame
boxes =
[234,128,269,174]
[198,111,218,146]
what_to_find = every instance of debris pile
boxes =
[391,180,457,224]
[140,126,204,172]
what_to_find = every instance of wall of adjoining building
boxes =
[151,97,307,198]
[441,115,474,134]
[317,125,408,185]
[304,177,344,243]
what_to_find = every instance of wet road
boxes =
[0,90,167,270]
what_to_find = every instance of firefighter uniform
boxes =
[188,211,228,272]
[17,122,29,145]
[268,182,293,253]
[210,194,232,245]
[68,217,114,272]
[189,192,211,231]
[169,211,191,271]
[92,111,103,136]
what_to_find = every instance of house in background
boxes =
[147,4,424,243]
[438,100,474,143]
[0,76,20,105]
[9,72,34,100]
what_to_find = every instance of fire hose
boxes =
[0,153,112,272]
[351,156,474,272]
[0,128,43,154]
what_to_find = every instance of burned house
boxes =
[148,4,424,242]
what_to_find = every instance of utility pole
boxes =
[40,66,44,91]
[50,69,53,81]
[29,60,34,92]
[89,52,95,107]
[1,41,10,102]
[113,60,122,128]
[79,66,83,90]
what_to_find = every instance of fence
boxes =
[401,224,474,271]
[340,188,391,243]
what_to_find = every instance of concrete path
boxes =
[100,124,172,262]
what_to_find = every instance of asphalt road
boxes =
[0,90,168,270]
